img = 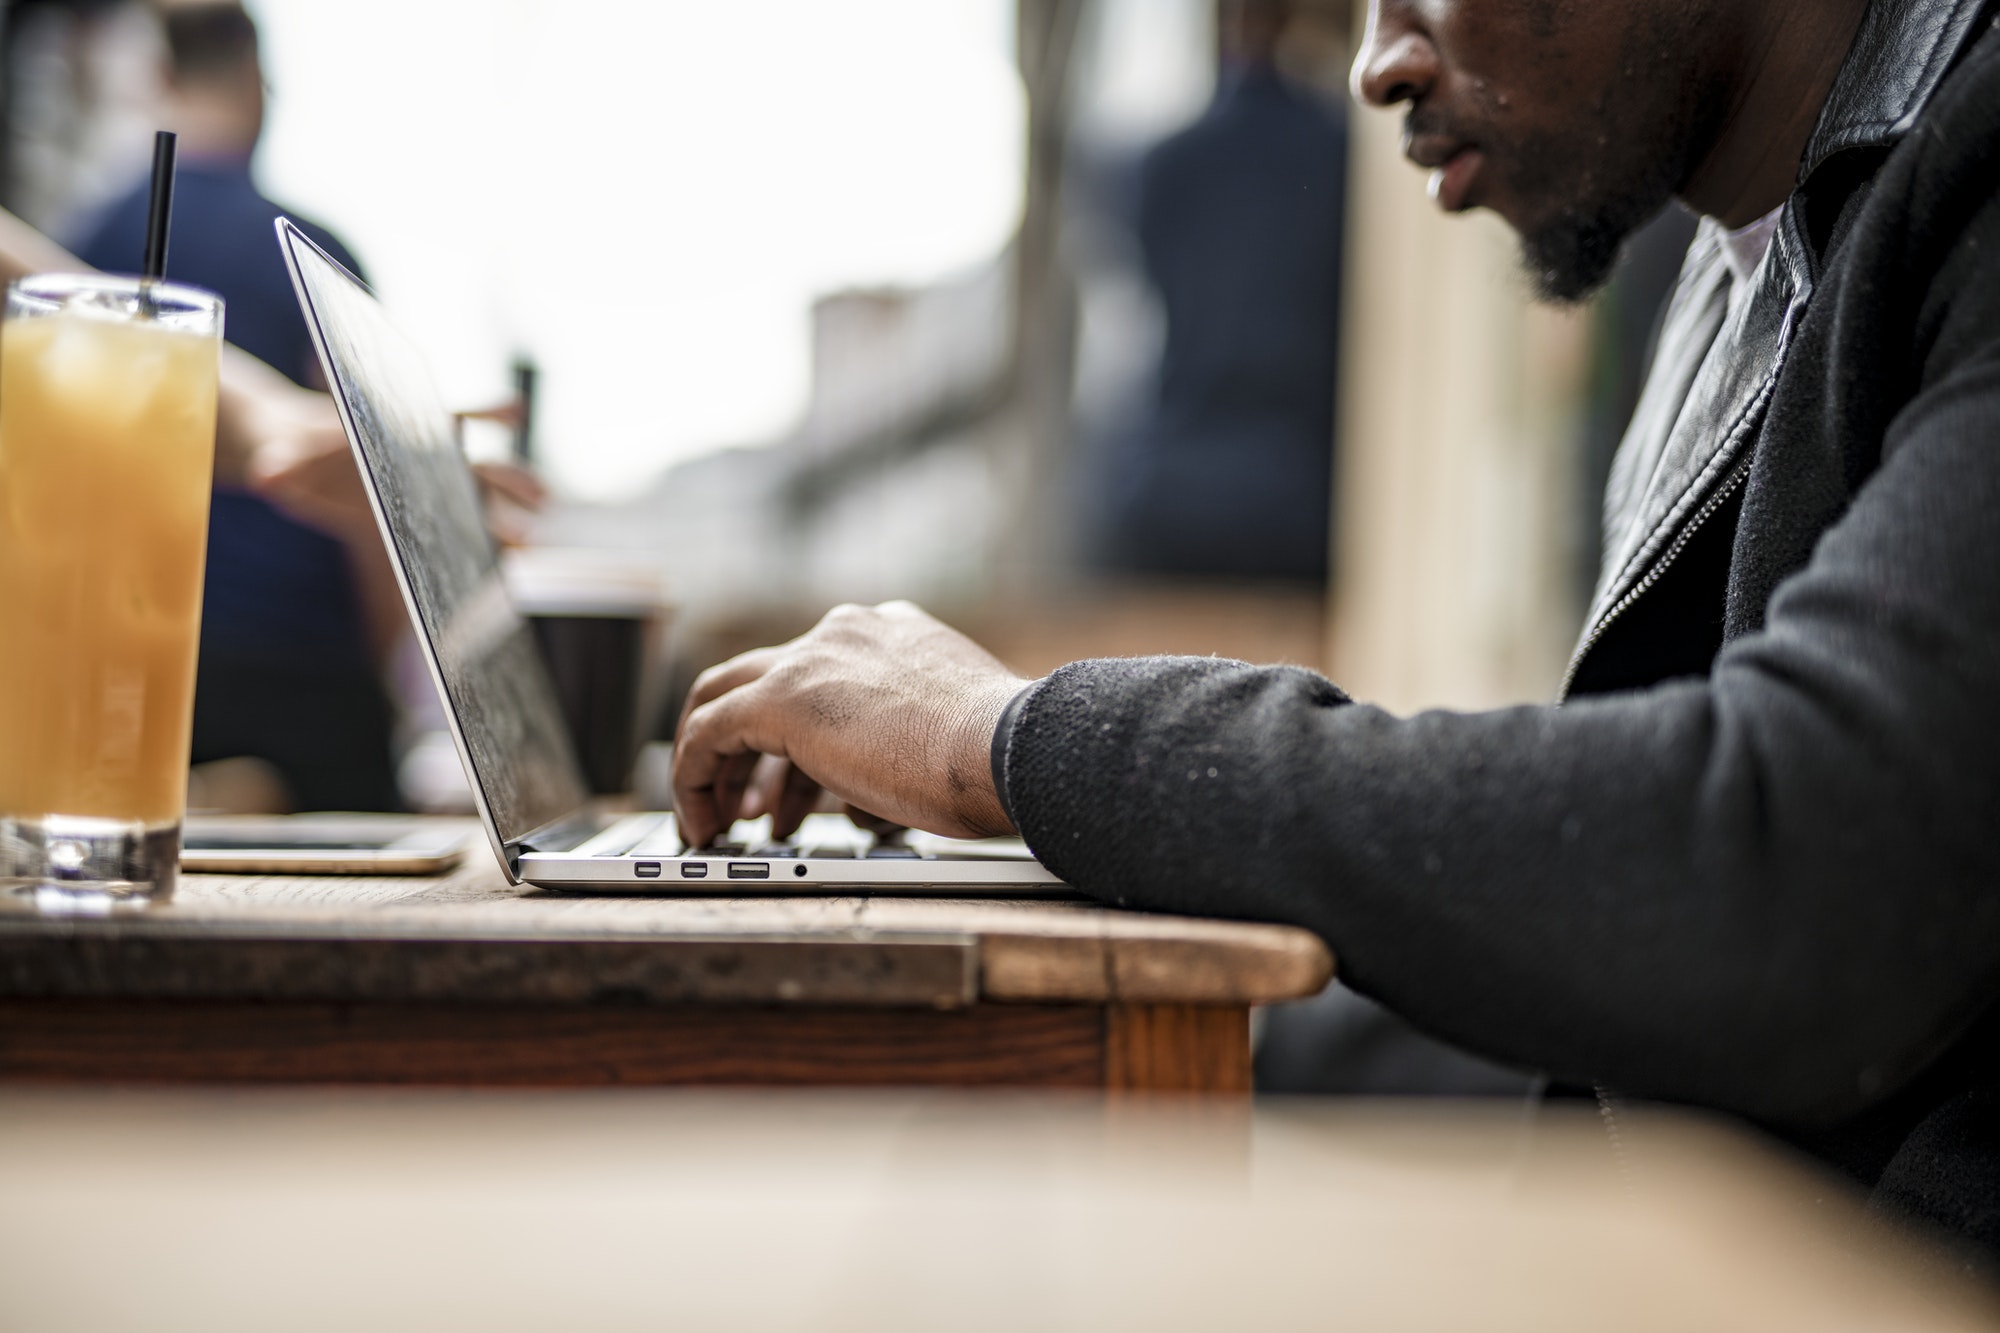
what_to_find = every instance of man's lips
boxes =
[1425,147,1484,213]
[1408,128,1488,214]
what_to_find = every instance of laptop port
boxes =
[727,861,770,880]
[634,862,661,878]
[680,862,708,879]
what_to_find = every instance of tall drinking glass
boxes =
[0,274,222,909]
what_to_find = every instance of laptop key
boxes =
[574,813,667,858]
[865,846,922,859]
[627,820,687,858]
[750,845,800,858]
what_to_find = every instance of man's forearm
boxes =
[214,345,316,485]
[999,583,1999,1130]
[0,208,81,283]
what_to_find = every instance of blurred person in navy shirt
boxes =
[73,1,398,811]
[1086,0,1347,583]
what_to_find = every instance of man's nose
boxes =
[1351,1,1440,108]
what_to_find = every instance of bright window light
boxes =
[252,0,1024,500]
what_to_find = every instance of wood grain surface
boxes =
[0,923,978,1008]
[0,863,1333,1008]
[0,997,1250,1092]
[0,863,1323,1092]
[0,998,1110,1087]
[1106,1004,1251,1093]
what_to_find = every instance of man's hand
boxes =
[673,601,1028,849]
[241,389,376,542]
[235,381,548,665]
[468,460,548,547]
[248,409,547,548]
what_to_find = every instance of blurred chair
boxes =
[1256,984,1539,1097]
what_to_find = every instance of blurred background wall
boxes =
[1332,108,1592,713]
[0,0,1692,800]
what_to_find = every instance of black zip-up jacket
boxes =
[995,0,2000,1258]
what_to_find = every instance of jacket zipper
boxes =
[1596,1084,1636,1193]
[1568,460,1749,1173]
[1567,459,1748,1178]
[1558,454,1753,701]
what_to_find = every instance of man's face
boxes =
[1352,0,1730,302]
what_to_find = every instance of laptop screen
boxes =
[278,219,588,851]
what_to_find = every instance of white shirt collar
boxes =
[1719,206,1783,289]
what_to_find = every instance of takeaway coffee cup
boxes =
[503,548,673,795]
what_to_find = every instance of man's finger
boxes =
[671,701,736,849]
[770,761,825,840]
[671,740,724,851]
[470,461,548,509]
[674,685,784,848]
[739,753,790,821]
[676,647,782,742]
[708,749,761,842]
[844,804,906,837]
[675,749,757,851]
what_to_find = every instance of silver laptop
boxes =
[277,218,1066,895]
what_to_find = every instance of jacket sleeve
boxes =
[999,343,2000,1130]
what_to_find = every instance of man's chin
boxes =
[1518,218,1629,305]
[1512,189,1684,305]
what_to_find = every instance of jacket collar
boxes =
[1800,0,1994,180]
[1571,0,1994,682]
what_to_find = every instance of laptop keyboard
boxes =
[581,813,918,861]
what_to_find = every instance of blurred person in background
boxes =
[1085,0,1346,583]
[70,1,399,811]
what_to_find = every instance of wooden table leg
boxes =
[1104,1004,1250,1093]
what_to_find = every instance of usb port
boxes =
[634,862,661,879]
[679,862,708,879]
[727,861,770,880]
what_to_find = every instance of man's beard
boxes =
[1499,56,1719,304]
[1517,192,1668,304]
[1404,107,1685,306]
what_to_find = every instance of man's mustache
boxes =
[1403,105,1470,146]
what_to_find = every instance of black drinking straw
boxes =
[140,130,178,288]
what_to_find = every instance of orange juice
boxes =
[0,297,219,826]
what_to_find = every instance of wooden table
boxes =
[0,862,1330,1092]
[1,1088,1992,1332]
